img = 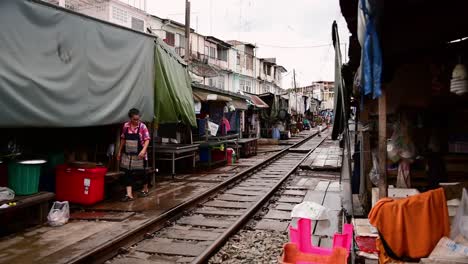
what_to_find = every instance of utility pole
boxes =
[185,0,191,62]
[293,69,299,123]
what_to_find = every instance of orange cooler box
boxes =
[55,165,107,205]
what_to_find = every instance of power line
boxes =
[256,43,347,49]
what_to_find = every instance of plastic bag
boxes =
[291,202,330,221]
[387,117,416,163]
[272,127,280,140]
[451,188,468,240]
[0,187,15,201]
[47,201,70,227]
[369,151,380,186]
[207,121,219,136]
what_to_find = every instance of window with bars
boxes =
[209,78,217,88]
[218,75,225,89]
[246,55,253,70]
[240,79,252,93]
[209,47,216,58]
[178,34,186,48]
[217,47,228,62]
[165,32,175,46]
[112,6,127,24]
[131,17,144,32]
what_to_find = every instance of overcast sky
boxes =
[141,0,349,88]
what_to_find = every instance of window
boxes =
[246,55,253,70]
[65,0,76,10]
[96,4,105,12]
[209,47,216,58]
[112,6,127,24]
[217,47,228,62]
[165,32,175,46]
[240,79,252,93]
[131,17,144,32]
[209,78,217,87]
[236,52,241,65]
[262,84,270,93]
[266,65,272,76]
[178,35,186,48]
[218,75,225,89]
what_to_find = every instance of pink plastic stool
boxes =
[289,218,353,257]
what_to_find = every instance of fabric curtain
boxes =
[332,21,348,140]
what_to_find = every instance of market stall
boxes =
[336,0,468,262]
[192,85,247,166]
[0,0,196,233]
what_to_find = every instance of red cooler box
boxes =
[55,165,107,205]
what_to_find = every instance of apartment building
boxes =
[44,0,147,32]
[301,81,335,110]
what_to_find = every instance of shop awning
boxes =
[193,90,232,102]
[231,99,248,110]
[246,94,269,109]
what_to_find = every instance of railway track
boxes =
[72,130,327,264]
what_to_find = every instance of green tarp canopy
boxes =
[154,39,197,127]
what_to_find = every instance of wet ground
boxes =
[0,130,317,264]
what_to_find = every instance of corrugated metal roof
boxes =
[246,94,269,109]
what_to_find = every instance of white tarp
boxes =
[0,0,154,127]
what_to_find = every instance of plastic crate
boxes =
[55,165,107,205]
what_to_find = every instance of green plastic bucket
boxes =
[8,160,46,195]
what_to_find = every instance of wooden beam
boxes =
[360,107,373,210]
[378,90,388,198]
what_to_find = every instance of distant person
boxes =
[317,117,323,137]
[117,108,151,202]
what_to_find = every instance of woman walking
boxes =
[117,108,151,202]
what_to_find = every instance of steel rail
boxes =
[192,134,328,264]
[70,130,323,264]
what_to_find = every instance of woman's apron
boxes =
[120,124,145,171]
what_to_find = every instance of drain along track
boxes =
[72,131,327,264]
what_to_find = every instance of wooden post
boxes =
[115,126,122,172]
[360,107,373,210]
[378,90,388,198]
[151,121,156,186]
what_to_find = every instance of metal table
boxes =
[155,144,199,177]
